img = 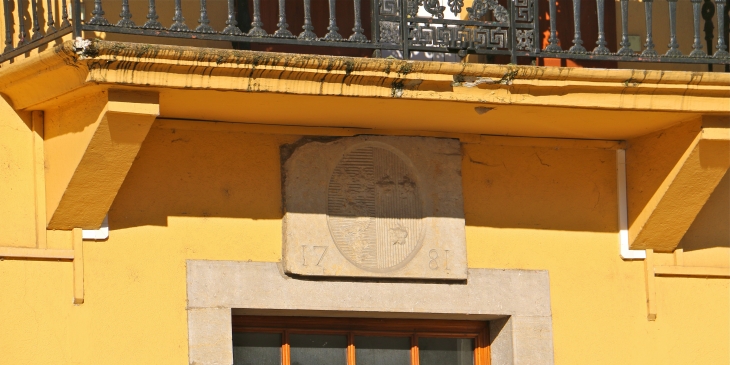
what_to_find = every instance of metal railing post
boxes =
[371,0,380,57]
[72,0,82,38]
[400,0,409,60]
[510,0,517,64]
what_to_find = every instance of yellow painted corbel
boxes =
[45,90,159,230]
[629,117,730,252]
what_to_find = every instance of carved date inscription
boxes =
[327,144,425,272]
[302,245,328,266]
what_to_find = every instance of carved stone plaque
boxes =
[282,136,467,280]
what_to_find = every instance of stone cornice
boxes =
[0,40,728,113]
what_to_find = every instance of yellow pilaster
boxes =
[73,227,84,305]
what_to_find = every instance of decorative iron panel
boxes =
[0,0,728,66]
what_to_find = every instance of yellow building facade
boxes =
[0,1,729,364]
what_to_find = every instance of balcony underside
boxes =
[0,39,727,251]
[2,40,728,141]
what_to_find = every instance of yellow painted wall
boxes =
[0,120,728,364]
[462,142,729,364]
[0,97,36,247]
[0,125,292,364]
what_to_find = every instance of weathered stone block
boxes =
[282,136,467,279]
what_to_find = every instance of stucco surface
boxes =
[0,123,727,364]
[462,141,730,364]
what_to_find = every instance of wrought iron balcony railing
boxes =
[1,0,728,67]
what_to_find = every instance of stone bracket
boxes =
[46,90,159,230]
[630,116,730,252]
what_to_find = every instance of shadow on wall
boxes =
[461,142,619,233]
[109,126,297,230]
[108,117,728,267]
[680,170,730,251]
[110,127,621,234]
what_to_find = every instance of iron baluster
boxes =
[16,0,27,46]
[724,3,730,73]
[170,0,189,31]
[143,0,162,29]
[544,0,561,52]
[323,0,342,40]
[299,0,317,40]
[61,0,70,28]
[690,0,707,56]
[702,0,714,69]
[665,0,682,56]
[349,0,368,42]
[725,0,730,66]
[725,3,729,71]
[371,0,379,57]
[617,0,633,54]
[88,0,110,25]
[569,0,586,53]
[701,0,714,54]
[30,0,42,40]
[3,0,13,52]
[195,0,214,33]
[274,0,294,37]
[117,0,135,28]
[641,0,658,56]
[533,0,541,54]
[248,0,267,36]
[714,0,729,57]
[0,0,725,65]
[593,0,610,54]
[72,0,80,37]
[510,0,517,64]
[45,0,57,33]
[400,0,409,59]
[222,0,242,34]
